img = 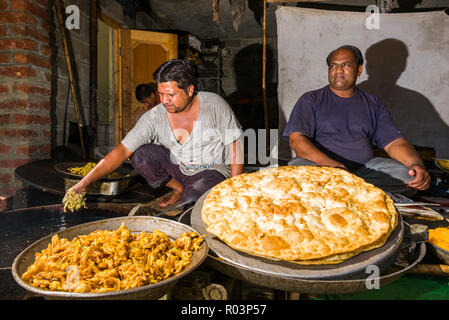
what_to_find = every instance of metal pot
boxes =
[54,162,139,196]
[428,242,449,265]
[12,216,208,300]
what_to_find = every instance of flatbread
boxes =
[201,166,397,264]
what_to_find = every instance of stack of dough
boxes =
[201,166,397,265]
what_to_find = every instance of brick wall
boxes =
[52,0,156,150]
[0,0,51,196]
[0,0,157,204]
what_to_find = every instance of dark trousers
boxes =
[130,143,226,204]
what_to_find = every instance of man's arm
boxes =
[71,143,133,193]
[229,138,243,177]
[289,132,346,169]
[384,137,430,190]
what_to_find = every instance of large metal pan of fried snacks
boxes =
[192,191,404,281]
[12,216,208,300]
[54,162,139,195]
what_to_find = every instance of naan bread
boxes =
[201,166,397,264]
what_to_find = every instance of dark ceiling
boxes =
[117,0,449,39]
[148,0,278,39]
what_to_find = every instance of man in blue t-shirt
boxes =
[283,45,430,196]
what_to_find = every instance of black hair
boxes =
[152,59,198,95]
[135,82,156,102]
[326,45,364,67]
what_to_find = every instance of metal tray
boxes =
[11,216,208,300]
[192,191,404,281]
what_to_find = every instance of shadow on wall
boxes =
[226,43,278,131]
[358,38,449,159]
[226,43,279,165]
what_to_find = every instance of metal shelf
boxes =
[197,48,222,94]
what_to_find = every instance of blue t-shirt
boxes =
[283,86,403,169]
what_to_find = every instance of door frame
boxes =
[97,12,123,145]
[97,13,178,143]
[119,29,178,141]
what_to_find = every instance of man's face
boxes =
[140,93,157,109]
[328,48,362,92]
[157,81,194,113]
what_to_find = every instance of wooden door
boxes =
[117,30,177,142]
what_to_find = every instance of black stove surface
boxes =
[13,159,173,208]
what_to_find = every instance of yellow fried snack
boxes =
[62,189,87,213]
[429,227,449,251]
[21,223,205,293]
[69,162,122,179]
[68,162,96,176]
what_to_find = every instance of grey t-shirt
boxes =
[121,91,242,178]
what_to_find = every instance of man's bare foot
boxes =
[159,178,184,208]
[159,190,183,207]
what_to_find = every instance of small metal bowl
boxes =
[54,162,139,195]
[54,162,138,182]
[433,158,449,174]
[12,216,208,300]
[428,242,449,265]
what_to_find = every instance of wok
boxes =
[12,216,208,300]
[205,242,426,295]
[191,190,428,295]
[192,191,404,281]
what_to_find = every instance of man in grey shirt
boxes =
[70,59,243,207]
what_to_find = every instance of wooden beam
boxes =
[114,28,122,145]
[89,0,98,159]
[54,0,86,160]
[267,0,327,3]
[263,0,269,153]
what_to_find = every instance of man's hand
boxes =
[384,138,430,191]
[407,164,431,190]
[322,160,347,170]
[70,182,86,195]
